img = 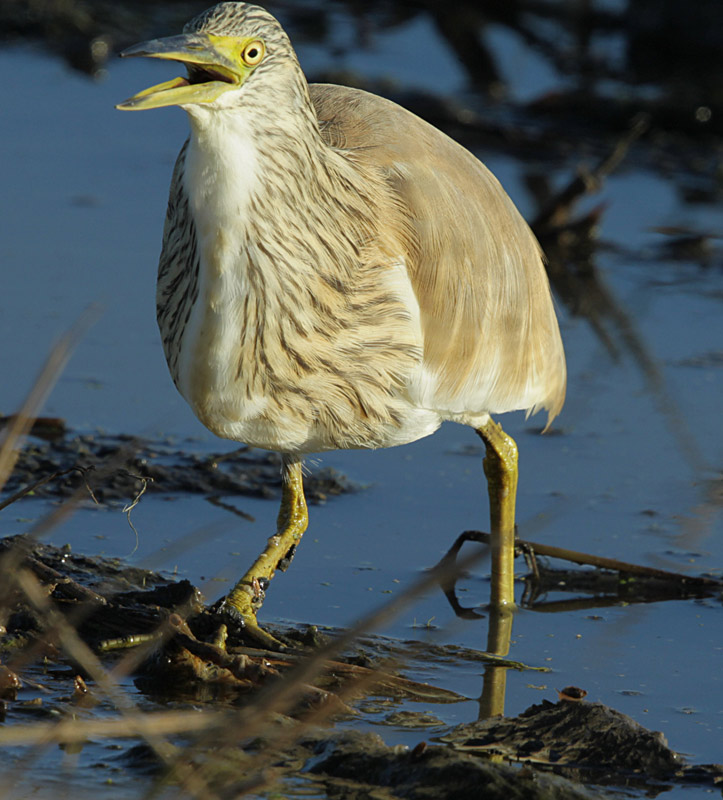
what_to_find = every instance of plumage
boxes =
[155,76,565,454]
[310,84,566,423]
[118,2,566,644]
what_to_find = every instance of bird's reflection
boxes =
[436,528,720,720]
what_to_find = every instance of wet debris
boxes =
[70,674,96,707]
[134,614,356,717]
[520,565,723,611]
[0,533,168,602]
[0,423,356,508]
[437,530,723,618]
[382,710,445,729]
[0,536,721,796]
[0,534,201,658]
[0,536,463,708]
[0,663,21,699]
[117,723,607,798]
[437,698,723,788]
[306,728,601,800]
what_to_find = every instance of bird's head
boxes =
[116,2,293,111]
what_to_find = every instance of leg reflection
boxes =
[479,606,514,719]
[433,530,516,718]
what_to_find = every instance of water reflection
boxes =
[437,527,722,720]
[435,530,514,719]
[479,606,514,719]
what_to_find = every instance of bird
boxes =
[117,2,566,648]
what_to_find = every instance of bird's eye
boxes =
[241,40,265,66]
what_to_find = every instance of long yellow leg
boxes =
[220,457,308,649]
[476,419,519,610]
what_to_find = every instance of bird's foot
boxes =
[216,590,287,651]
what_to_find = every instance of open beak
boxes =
[116,33,254,110]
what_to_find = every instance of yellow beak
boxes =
[116,33,257,110]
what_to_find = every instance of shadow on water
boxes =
[1,0,722,798]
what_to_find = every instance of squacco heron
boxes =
[117,2,566,648]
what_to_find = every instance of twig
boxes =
[463,530,722,587]
[0,465,96,513]
[97,632,164,653]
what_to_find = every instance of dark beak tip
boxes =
[118,45,141,59]
[119,40,162,59]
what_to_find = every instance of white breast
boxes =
[176,108,268,427]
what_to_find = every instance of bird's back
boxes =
[310,84,566,426]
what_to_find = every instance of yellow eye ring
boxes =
[241,40,265,66]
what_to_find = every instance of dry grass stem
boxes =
[0,308,98,493]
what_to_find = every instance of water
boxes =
[1,6,722,797]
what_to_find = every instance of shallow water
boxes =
[1,5,722,797]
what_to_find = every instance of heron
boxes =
[117,2,566,648]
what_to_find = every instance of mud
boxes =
[0,423,355,506]
[305,729,601,800]
[438,700,723,786]
[0,536,721,798]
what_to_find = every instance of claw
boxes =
[217,594,287,651]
